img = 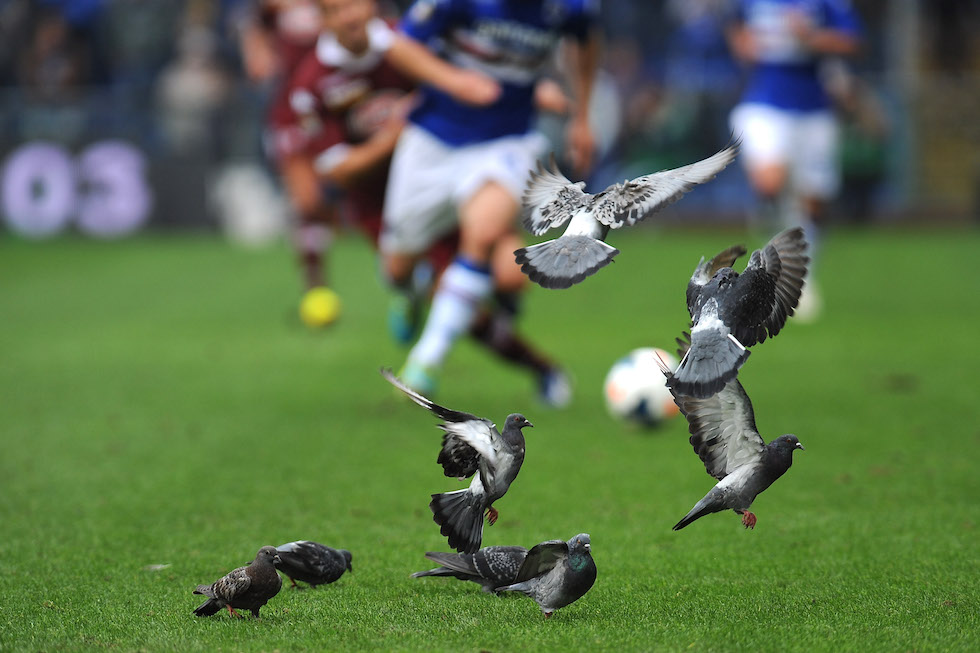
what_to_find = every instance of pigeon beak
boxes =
[524,419,534,428]
[795,442,805,451]
[273,554,282,566]
[584,543,590,551]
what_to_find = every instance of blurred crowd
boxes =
[0,0,977,224]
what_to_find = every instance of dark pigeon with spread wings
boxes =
[671,227,809,398]
[656,352,805,531]
[410,545,528,593]
[514,142,738,289]
[275,541,352,588]
[381,368,532,554]
[192,546,282,618]
[497,533,597,617]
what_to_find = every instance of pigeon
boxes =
[381,368,532,554]
[514,141,739,289]
[497,533,597,617]
[671,226,809,399]
[275,541,352,588]
[192,545,282,618]
[410,545,528,593]
[655,351,805,530]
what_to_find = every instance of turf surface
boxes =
[1,226,978,651]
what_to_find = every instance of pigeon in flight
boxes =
[671,227,808,398]
[410,545,528,593]
[655,352,805,530]
[275,541,352,588]
[497,533,597,617]
[514,142,739,289]
[192,546,282,618]
[381,368,532,554]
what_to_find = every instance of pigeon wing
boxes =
[521,154,588,236]
[730,227,809,346]
[592,141,739,229]
[211,566,251,603]
[686,244,747,315]
[671,378,766,480]
[276,541,327,577]
[514,540,569,583]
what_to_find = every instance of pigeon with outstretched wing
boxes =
[515,141,739,289]
[497,533,596,617]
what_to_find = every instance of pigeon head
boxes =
[341,549,353,572]
[505,414,533,430]
[256,546,282,567]
[568,533,591,555]
[712,267,738,288]
[773,434,805,453]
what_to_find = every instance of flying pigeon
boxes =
[410,545,528,593]
[514,141,739,289]
[655,352,805,530]
[381,368,532,554]
[497,533,597,617]
[275,541,352,588]
[671,226,808,399]
[192,545,282,618]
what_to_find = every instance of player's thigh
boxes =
[491,231,527,293]
[791,111,840,200]
[381,125,458,257]
[455,133,544,258]
[731,103,792,195]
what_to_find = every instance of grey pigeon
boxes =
[514,142,738,289]
[192,545,282,618]
[671,227,808,399]
[655,351,805,530]
[410,545,528,593]
[381,368,532,554]
[497,533,597,617]
[275,541,352,588]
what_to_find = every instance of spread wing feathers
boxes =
[521,154,588,236]
[381,368,499,476]
[672,379,766,480]
[592,141,739,229]
[514,540,568,583]
[734,227,809,347]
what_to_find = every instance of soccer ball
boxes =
[603,347,680,427]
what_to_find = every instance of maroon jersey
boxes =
[269,18,415,240]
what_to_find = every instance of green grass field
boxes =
[1,226,978,652]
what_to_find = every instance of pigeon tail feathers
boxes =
[193,597,222,617]
[430,489,485,553]
[671,332,750,399]
[514,236,619,289]
[672,494,724,530]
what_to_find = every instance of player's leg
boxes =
[466,231,571,406]
[731,103,792,231]
[380,125,458,351]
[279,154,341,327]
[790,110,841,321]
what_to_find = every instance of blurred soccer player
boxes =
[727,0,861,320]
[381,0,600,394]
[272,0,572,405]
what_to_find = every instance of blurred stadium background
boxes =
[1,0,977,241]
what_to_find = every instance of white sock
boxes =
[408,257,492,368]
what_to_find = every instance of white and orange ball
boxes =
[603,348,680,427]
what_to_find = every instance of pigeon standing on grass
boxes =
[381,368,532,554]
[515,142,739,289]
[497,533,596,617]
[672,227,808,398]
[410,545,528,593]
[192,546,282,618]
[275,541,352,588]
[655,352,805,530]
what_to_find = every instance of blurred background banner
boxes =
[1,0,977,239]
